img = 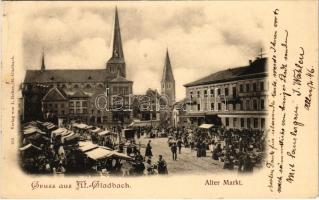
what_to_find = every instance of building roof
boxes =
[69,89,88,98]
[24,69,115,83]
[184,58,267,87]
[110,72,133,83]
[43,87,68,101]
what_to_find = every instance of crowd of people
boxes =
[162,126,265,172]
[20,120,265,175]
[20,121,170,176]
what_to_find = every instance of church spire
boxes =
[161,49,175,82]
[111,7,124,61]
[41,49,45,71]
[161,49,176,105]
[107,7,126,77]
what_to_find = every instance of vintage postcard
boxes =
[0,1,318,198]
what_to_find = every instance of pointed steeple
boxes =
[41,49,45,71]
[111,7,124,61]
[107,7,126,77]
[161,49,175,82]
[161,49,176,105]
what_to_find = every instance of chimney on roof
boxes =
[249,60,253,65]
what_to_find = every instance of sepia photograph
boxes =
[19,4,267,176]
[0,1,317,198]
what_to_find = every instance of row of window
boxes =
[44,101,90,109]
[225,117,266,129]
[44,108,88,115]
[239,81,264,93]
[194,99,265,111]
[69,101,88,107]
[48,83,105,89]
[45,103,65,109]
[69,109,87,114]
[189,81,265,98]
[112,87,130,95]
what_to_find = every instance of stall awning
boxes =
[85,147,113,160]
[199,123,214,129]
[74,123,88,129]
[78,141,99,152]
[129,120,160,127]
[52,128,67,134]
[23,125,37,130]
[91,128,101,133]
[47,124,56,130]
[86,125,93,129]
[111,151,133,161]
[19,143,42,151]
[23,127,45,135]
[62,132,78,142]
[98,130,110,136]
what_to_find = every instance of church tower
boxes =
[41,49,45,71]
[106,7,126,77]
[161,49,175,106]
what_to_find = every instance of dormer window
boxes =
[50,76,54,81]
[88,76,92,80]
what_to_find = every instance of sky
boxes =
[22,2,267,100]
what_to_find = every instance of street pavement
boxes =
[138,137,225,175]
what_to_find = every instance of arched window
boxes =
[74,84,79,89]
[85,84,92,89]
[97,84,104,89]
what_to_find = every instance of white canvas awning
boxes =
[76,123,88,129]
[23,125,37,130]
[91,128,101,133]
[199,123,214,129]
[85,147,113,160]
[129,120,159,127]
[52,128,67,134]
[78,142,99,152]
[62,132,78,142]
[19,143,41,151]
[23,127,45,135]
[111,151,133,161]
[47,124,56,129]
[98,130,110,136]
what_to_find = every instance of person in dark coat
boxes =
[145,140,153,158]
[177,138,183,154]
[171,142,177,160]
[196,141,201,157]
[212,143,222,160]
[134,151,144,163]
[157,155,168,174]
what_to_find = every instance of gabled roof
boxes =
[43,87,68,101]
[184,58,267,87]
[24,69,115,84]
[69,89,88,98]
[110,71,132,83]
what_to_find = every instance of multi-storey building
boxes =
[22,8,133,127]
[183,57,268,130]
